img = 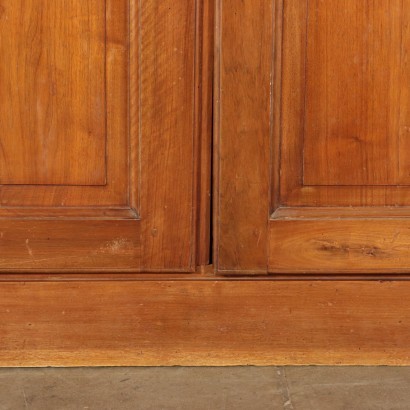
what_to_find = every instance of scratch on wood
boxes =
[25,239,33,257]
[316,240,390,258]
[99,238,134,254]
[390,231,400,244]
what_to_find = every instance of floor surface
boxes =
[0,367,408,409]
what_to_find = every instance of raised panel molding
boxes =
[216,0,410,274]
[0,0,131,209]
[274,0,410,273]
[0,0,203,272]
[279,0,410,207]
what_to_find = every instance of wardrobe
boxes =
[1,0,410,366]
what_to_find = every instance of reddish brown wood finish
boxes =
[216,0,410,274]
[0,0,410,368]
[215,0,273,273]
[196,0,214,267]
[0,0,107,186]
[137,0,197,271]
[0,0,206,272]
[2,279,410,366]
[0,0,129,207]
[303,0,403,186]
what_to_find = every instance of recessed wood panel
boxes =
[0,0,106,185]
[0,0,129,207]
[279,0,410,207]
[303,0,404,186]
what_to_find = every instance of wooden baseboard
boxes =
[1,279,409,366]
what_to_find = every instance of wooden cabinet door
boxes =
[0,0,201,273]
[215,0,410,274]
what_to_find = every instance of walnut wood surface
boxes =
[1,279,410,366]
[0,0,106,185]
[215,0,272,272]
[0,0,205,272]
[0,219,140,272]
[1,1,410,368]
[303,0,404,186]
[215,0,410,274]
[137,0,197,270]
[270,219,410,274]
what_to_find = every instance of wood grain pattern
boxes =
[139,0,197,271]
[0,0,136,272]
[0,219,140,272]
[274,1,410,272]
[0,0,106,185]
[304,0,403,186]
[280,0,410,207]
[270,217,410,274]
[215,0,273,272]
[398,1,410,184]
[0,0,130,207]
[279,0,306,205]
[0,0,205,272]
[2,279,410,366]
[216,0,410,274]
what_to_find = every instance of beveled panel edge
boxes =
[272,206,410,220]
[0,207,139,220]
[0,0,131,209]
[279,1,410,205]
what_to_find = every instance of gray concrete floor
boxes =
[0,367,408,410]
